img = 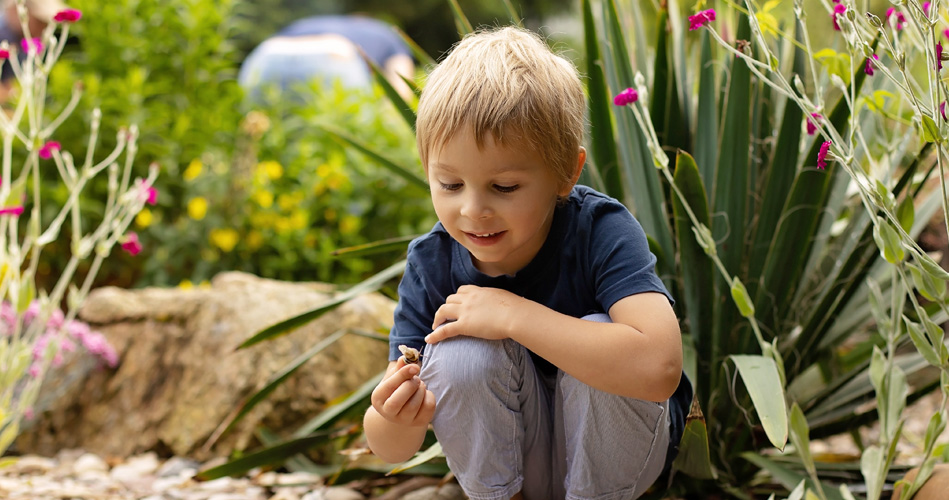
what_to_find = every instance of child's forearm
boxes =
[363,407,429,463]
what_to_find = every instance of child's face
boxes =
[426,130,570,277]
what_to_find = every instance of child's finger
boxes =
[398,381,427,419]
[382,375,421,415]
[425,322,457,344]
[372,363,419,408]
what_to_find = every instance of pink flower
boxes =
[28,362,41,378]
[924,2,932,17]
[613,87,639,106]
[0,49,9,59]
[121,232,142,256]
[24,407,34,420]
[865,54,880,75]
[0,206,24,216]
[20,37,43,54]
[688,9,716,31]
[806,113,822,135]
[886,7,908,30]
[38,141,60,159]
[817,141,832,170]
[944,28,949,40]
[940,101,947,121]
[53,9,82,23]
[138,179,158,205]
[832,3,847,31]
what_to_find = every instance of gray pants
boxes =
[420,314,670,500]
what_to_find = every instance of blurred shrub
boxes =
[141,82,434,286]
[37,0,433,288]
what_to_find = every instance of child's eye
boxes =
[494,184,519,193]
[440,182,463,191]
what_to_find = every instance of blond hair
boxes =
[416,26,585,187]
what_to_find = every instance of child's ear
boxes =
[559,147,586,197]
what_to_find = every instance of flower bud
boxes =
[867,12,883,28]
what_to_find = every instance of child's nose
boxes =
[460,193,492,219]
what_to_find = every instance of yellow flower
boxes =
[178,280,194,290]
[340,215,360,235]
[257,161,283,180]
[135,208,153,228]
[290,210,307,230]
[275,217,292,234]
[199,280,211,289]
[183,159,203,181]
[277,193,295,211]
[245,230,264,250]
[209,228,240,252]
[188,197,208,220]
[254,190,273,208]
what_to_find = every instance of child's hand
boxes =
[370,358,436,427]
[427,285,524,344]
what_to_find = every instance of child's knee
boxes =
[421,336,515,391]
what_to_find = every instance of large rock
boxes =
[15,272,394,460]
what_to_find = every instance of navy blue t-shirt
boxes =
[390,184,691,466]
[389,184,672,363]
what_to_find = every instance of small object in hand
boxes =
[398,344,421,365]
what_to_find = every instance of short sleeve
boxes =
[388,259,437,361]
[589,203,673,312]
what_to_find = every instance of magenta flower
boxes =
[138,179,158,205]
[924,1,932,17]
[807,113,822,135]
[613,87,639,106]
[865,54,880,75]
[944,28,949,40]
[53,9,82,23]
[688,9,716,31]
[886,7,908,30]
[941,101,947,121]
[0,206,24,216]
[38,141,60,159]
[28,362,40,378]
[0,49,9,59]
[121,232,142,256]
[20,37,42,54]
[817,141,832,170]
[832,3,847,30]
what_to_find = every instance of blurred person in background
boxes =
[239,14,415,101]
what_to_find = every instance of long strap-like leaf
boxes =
[583,0,621,199]
[237,260,406,349]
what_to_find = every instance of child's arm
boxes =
[425,286,681,402]
[363,359,437,463]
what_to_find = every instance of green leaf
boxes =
[238,260,406,349]
[672,397,716,479]
[731,355,788,449]
[872,218,905,264]
[332,235,417,258]
[789,403,814,475]
[195,430,336,480]
[896,197,915,233]
[672,151,715,405]
[695,30,718,189]
[910,263,946,302]
[293,371,384,438]
[860,445,884,500]
[919,252,949,282]
[582,0,621,200]
[317,124,428,191]
[741,453,846,500]
[388,442,444,475]
[363,53,416,132]
[904,317,942,367]
[209,330,348,447]
[446,0,473,35]
[921,114,940,143]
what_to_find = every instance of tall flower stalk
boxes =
[0,1,155,456]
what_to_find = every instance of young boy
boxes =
[364,26,690,500]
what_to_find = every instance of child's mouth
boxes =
[465,231,505,245]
